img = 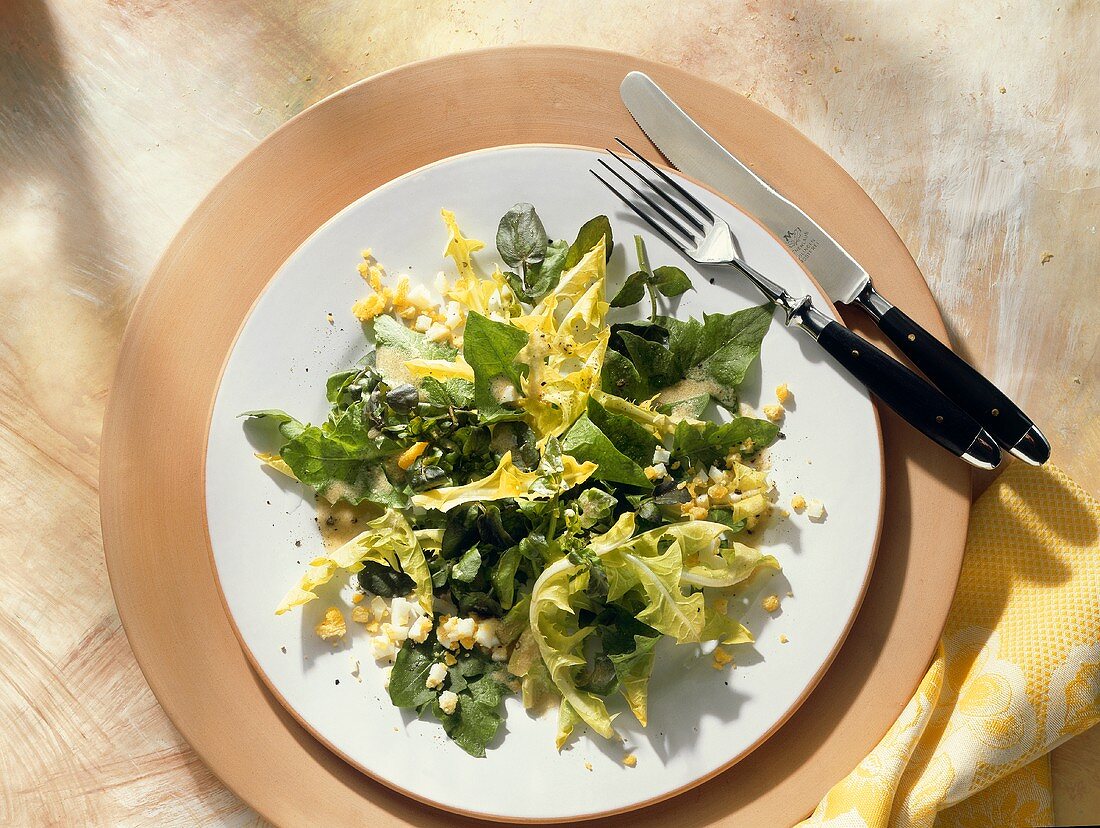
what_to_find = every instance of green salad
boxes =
[244,204,782,757]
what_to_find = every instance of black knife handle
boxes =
[798,312,1001,468]
[856,284,1049,464]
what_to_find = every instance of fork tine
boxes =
[614,137,715,222]
[596,158,696,241]
[590,170,689,254]
[606,149,704,233]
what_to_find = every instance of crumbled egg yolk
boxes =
[315,606,346,642]
[350,605,372,625]
[775,383,791,404]
[623,754,638,767]
[351,593,364,604]
[397,441,429,470]
[714,597,729,615]
[762,594,780,613]
[779,634,790,644]
[712,647,733,669]
[762,403,784,422]
[790,494,807,511]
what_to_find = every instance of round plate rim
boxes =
[201,142,886,823]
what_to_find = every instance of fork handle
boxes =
[790,304,1002,469]
[854,284,1049,464]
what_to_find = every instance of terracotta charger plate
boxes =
[101,47,970,827]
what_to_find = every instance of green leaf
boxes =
[529,558,614,739]
[615,331,682,395]
[600,349,649,402]
[491,544,522,609]
[652,265,692,297]
[660,305,772,408]
[388,640,438,708]
[462,311,529,423]
[561,413,652,489]
[564,215,613,269]
[575,488,617,529]
[374,314,457,361]
[671,417,779,467]
[609,270,647,308]
[356,561,415,597]
[496,202,548,270]
[576,653,618,697]
[278,420,405,507]
[435,672,508,757]
[240,409,306,440]
[452,546,483,583]
[585,397,658,469]
[599,526,706,643]
[607,634,659,725]
[420,376,475,409]
[657,392,711,420]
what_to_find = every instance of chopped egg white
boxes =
[426,661,448,689]
[370,636,396,661]
[653,445,671,465]
[439,690,459,715]
[408,615,433,643]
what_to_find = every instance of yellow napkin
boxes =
[800,464,1099,828]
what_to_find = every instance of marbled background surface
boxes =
[1,1,1096,824]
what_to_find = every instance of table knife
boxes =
[620,71,1050,465]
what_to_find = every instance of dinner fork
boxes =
[593,140,1002,470]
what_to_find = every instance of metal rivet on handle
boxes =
[907,333,916,342]
[936,415,944,423]
[991,408,1000,416]
[851,349,859,357]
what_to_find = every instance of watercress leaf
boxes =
[576,653,619,696]
[706,509,747,533]
[279,423,406,507]
[609,270,647,308]
[652,265,692,297]
[463,311,529,423]
[420,376,475,409]
[240,409,306,441]
[525,238,569,301]
[575,488,617,529]
[585,397,658,469]
[561,413,652,489]
[564,215,613,269]
[491,544,522,609]
[452,546,483,583]
[388,640,438,708]
[600,349,649,402]
[435,673,508,757]
[671,417,779,467]
[325,370,358,405]
[374,314,457,361]
[496,202,548,269]
[356,561,416,597]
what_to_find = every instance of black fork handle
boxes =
[855,284,1049,464]
[789,302,1002,469]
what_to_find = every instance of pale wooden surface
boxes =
[1,1,1096,825]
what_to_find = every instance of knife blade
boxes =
[620,71,1050,465]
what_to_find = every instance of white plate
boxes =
[205,145,883,822]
